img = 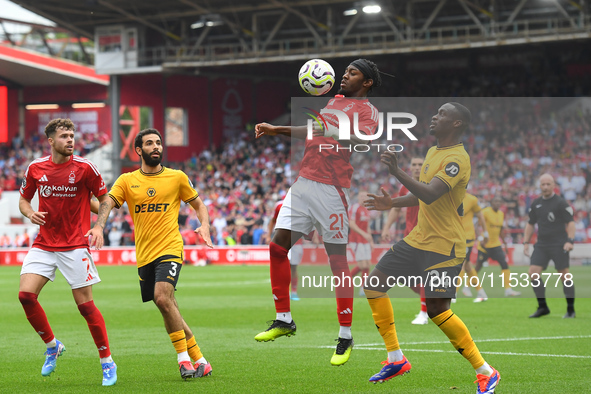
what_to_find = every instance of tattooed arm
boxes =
[90,197,100,214]
[86,194,115,249]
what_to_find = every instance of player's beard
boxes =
[55,144,73,157]
[142,149,162,166]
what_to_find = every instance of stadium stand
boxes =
[2,94,591,247]
[2,49,591,247]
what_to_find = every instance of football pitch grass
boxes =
[1,264,590,393]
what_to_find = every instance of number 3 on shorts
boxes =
[169,262,178,277]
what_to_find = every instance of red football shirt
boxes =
[299,97,378,189]
[20,155,107,251]
[348,202,370,244]
[399,186,419,237]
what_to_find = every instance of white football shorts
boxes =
[350,242,372,261]
[288,243,304,266]
[21,247,101,289]
[276,176,350,245]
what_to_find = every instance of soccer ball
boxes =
[298,59,335,96]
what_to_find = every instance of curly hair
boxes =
[134,128,163,151]
[44,118,75,139]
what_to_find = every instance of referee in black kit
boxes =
[523,173,576,318]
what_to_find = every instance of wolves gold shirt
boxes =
[108,167,199,268]
[478,207,504,251]
[463,193,482,247]
[405,143,470,258]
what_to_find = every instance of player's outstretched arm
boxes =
[380,151,448,205]
[255,123,308,140]
[189,197,213,248]
[364,188,418,211]
[86,195,115,249]
[19,196,47,226]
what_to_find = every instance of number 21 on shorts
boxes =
[329,213,345,230]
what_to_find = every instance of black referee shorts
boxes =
[477,246,508,269]
[375,240,463,298]
[530,244,570,271]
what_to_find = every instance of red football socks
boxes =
[18,291,54,343]
[78,300,111,358]
[270,242,291,313]
[329,254,353,327]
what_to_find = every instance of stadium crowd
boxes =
[2,99,591,249]
[0,131,106,198]
[352,98,591,244]
[99,97,591,247]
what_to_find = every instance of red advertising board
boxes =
[0,245,514,266]
[0,246,272,266]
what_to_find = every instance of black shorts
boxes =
[530,244,570,271]
[477,246,508,269]
[138,255,183,302]
[375,240,463,298]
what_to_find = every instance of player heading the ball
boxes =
[254,58,382,367]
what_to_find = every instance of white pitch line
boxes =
[316,347,591,359]
[317,335,591,359]
[478,351,591,359]
[180,279,271,288]
[352,335,591,347]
